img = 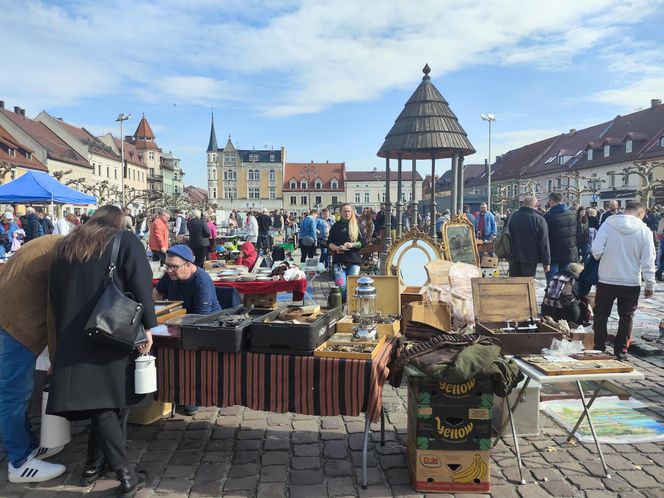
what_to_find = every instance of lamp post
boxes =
[301,162,317,211]
[480,113,496,211]
[115,113,132,207]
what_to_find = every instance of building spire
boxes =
[207,110,218,152]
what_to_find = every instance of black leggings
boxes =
[191,246,207,268]
[300,242,316,263]
[87,409,127,471]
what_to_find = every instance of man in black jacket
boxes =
[543,192,577,282]
[23,207,43,242]
[256,208,272,252]
[186,209,210,268]
[508,195,551,277]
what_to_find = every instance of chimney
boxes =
[20,109,26,116]
[652,99,662,108]
[569,128,576,135]
[14,106,20,114]
[0,100,4,109]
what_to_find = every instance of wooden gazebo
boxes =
[377,64,475,244]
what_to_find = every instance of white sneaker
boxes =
[32,445,65,460]
[8,457,66,483]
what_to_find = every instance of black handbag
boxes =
[84,232,147,350]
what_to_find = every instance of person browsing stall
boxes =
[152,245,221,315]
[328,203,366,301]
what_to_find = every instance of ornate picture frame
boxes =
[442,213,480,266]
[386,226,445,286]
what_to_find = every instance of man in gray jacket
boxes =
[592,201,655,359]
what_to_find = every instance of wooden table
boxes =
[496,358,644,483]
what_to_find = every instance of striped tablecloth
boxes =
[155,340,394,423]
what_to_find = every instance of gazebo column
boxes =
[457,155,465,212]
[450,153,458,215]
[384,156,392,248]
[430,153,436,237]
[396,154,403,237]
[411,151,417,226]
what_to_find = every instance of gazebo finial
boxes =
[422,63,431,80]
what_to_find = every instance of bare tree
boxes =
[557,171,606,205]
[0,161,15,184]
[610,160,664,207]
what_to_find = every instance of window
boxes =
[269,187,276,200]
[547,179,553,192]
[603,145,610,157]
[314,195,322,205]
[331,195,338,205]
[622,173,629,187]
[212,153,217,162]
[249,187,260,199]
[544,156,555,164]
[587,149,593,160]
[225,154,235,164]
[355,192,360,203]
[148,151,154,160]
[212,188,217,198]
[402,192,407,202]
[381,192,385,202]
[330,179,338,189]
[114,168,118,180]
[556,178,562,190]
[409,192,413,201]
[301,195,308,205]
[610,174,616,188]
[269,169,275,181]
[507,185,513,197]
[661,137,664,147]
[364,192,370,203]
[26,152,32,160]
[289,179,297,189]
[106,167,110,178]
[269,154,275,162]
[300,179,308,189]
[254,170,260,181]
[626,140,632,153]
[314,179,322,189]
[290,195,297,205]
[223,187,236,199]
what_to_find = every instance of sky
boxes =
[1,0,663,188]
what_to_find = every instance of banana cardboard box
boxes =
[409,403,493,451]
[409,376,493,406]
[408,445,491,493]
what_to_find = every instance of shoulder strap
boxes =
[108,231,123,278]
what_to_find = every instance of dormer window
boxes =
[603,145,610,157]
[300,179,308,189]
[587,149,593,160]
[314,179,322,190]
[7,148,15,157]
[626,140,633,153]
[289,179,297,189]
[269,154,275,162]
[26,152,32,160]
[330,178,338,189]
[660,137,664,147]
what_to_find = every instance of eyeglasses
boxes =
[165,262,186,272]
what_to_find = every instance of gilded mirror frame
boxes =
[386,226,445,286]
[441,213,480,267]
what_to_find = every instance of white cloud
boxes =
[1,0,662,116]
[589,77,664,108]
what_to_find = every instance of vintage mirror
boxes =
[386,227,445,286]
[442,213,480,266]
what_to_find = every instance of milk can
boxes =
[40,385,71,448]
[134,353,157,394]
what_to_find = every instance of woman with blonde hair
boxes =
[328,203,366,301]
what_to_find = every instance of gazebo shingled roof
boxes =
[377,64,476,159]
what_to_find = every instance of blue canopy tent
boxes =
[0,170,96,205]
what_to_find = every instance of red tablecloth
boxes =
[155,340,394,423]
[153,277,307,301]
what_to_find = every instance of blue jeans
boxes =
[319,246,329,268]
[545,261,570,284]
[0,328,38,467]
[334,263,361,302]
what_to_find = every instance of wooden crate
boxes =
[335,315,400,338]
[347,275,402,315]
[155,301,186,324]
[243,293,278,308]
[471,277,562,355]
[401,286,425,307]
[314,334,386,360]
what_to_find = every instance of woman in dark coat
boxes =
[47,205,156,497]
[328,203,366,301]
[576,206,590,263]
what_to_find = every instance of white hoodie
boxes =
[592,214,656,290]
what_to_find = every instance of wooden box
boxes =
[338,275,401,337]
[471,277,563,355]
[243,293,278,308]
[314,334,387,360]
[155,301,186,324]
[402,301,452,334]
[401,286,425,307]
[480,255,498,268]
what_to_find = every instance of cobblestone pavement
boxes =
[2,268,664,497]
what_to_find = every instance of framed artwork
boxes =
[442,214,480,266]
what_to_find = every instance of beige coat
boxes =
[0,235,60,356]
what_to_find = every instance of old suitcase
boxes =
[471,277,563,355]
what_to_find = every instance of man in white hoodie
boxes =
[591,201,656,359]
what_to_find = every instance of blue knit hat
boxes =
[166,245,195,263]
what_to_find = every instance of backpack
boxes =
[493,219,511,259]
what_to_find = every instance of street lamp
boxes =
[480,113,496,211]
[116,113,132,207]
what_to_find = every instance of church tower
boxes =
[207,112,219,201]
